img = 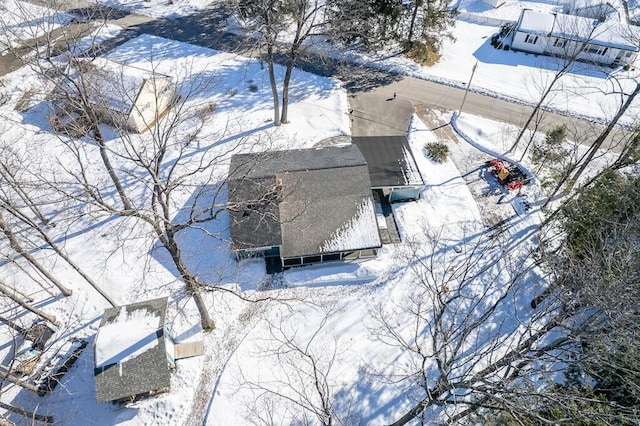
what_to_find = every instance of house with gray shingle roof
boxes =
[93,297,175,403]
[227,145,382,269]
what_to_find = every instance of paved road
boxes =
[348,74,627,150]
[5,1,629,148]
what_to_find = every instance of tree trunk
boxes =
[0,212,72,297]
[0,163,49,225]
[566,82,640,190]
[188,279,215,332]
[33,224,116,306]
[267,42,281,127]
[92,125,134,212]
[163,236,215,331]
[0,283,58,325]
[280,47,296,124]
[407,0,422,44]
[0,315,27,334]
[510,83,556,153]
[2,203,117,306]
[0,372,42,394]
[0,401,53,424]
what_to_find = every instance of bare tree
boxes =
[509,17,619,154]
[0,4,269,330]
[232,0,329,125]
[239,304,356,425]
[367,222,613,425]
[0,143,117,306]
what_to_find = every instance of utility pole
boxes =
[459,61,478,117]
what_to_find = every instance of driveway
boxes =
[348,91,414,136]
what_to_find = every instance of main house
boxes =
[69,58,175,133]
[511,9,639,67]
[94,297,175,403]
[227,145,382,269]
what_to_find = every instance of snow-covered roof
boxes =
[319,198,380,253]
[94,297,172,403]
[76,57,172,114]
[278,166,381,257]
[571,0,619,12]
[518,9,556,34]
[94,306,160,368]
[553,13,638,50]
[228,145,381,258]
[517,9,639,51]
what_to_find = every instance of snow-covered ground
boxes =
[338,17,640,126]
[0,0,627,424]
[0,31,356,424]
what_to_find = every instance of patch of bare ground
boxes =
[414,105,517,228]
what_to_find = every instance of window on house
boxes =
[524,34,538,44]
[322,253,341,262]
[584,44,608,55]
[303,255,321,264]
[553,38,566,48]
[283,257,302,267]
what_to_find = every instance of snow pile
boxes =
[457,0,563,22]
[283,262,377,287]
[402,145,424,185]
[94,306,160,368]
[321,198,381,252]
[402,115,483,230]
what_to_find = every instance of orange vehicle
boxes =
[487,159,531,191]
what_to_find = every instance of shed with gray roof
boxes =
[94,297,175,403]
[228,145,382,269]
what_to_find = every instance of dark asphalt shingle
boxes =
[94,297,171,403]
[228,145,381,258]
[351,136,424,188]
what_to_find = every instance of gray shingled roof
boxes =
[94,297,171,403]
[228,145,368,180]
[228,175,282,251]
[351,136,424,188]
[228,145,381,257]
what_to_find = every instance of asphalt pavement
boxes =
[5,0,630,149]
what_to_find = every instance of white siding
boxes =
[127,78,175,133]
[512,31,546,54]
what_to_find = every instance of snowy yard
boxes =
[0,0,631,423]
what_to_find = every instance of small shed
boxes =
[351,136,424,202]
[73,58,175,133]
[93,297,175,403]
[228,145,382,268]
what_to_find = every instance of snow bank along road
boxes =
[12,0,629,150]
